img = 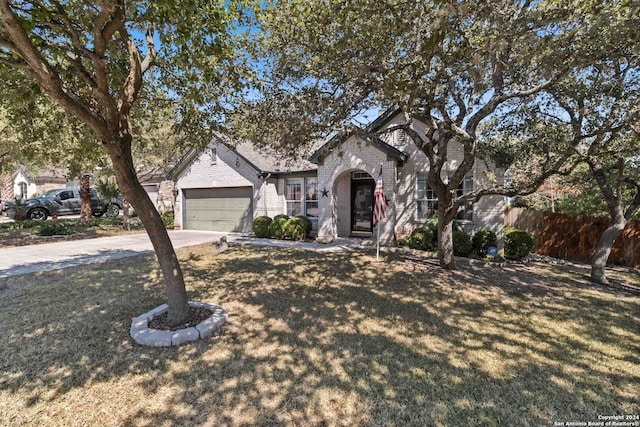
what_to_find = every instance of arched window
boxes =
[19,182,28,199]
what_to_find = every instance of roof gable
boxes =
[168,133,317,180]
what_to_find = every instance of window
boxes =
[454,172,474,221]
[416,172,474,221]
[285,177,317,217]
[19,182,27,199]
[285,179,302,216]
[416,173,437,219]
[305,177,318,218]
[59,190,75,201]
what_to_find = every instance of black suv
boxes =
[3,188,122,220]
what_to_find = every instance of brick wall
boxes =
[174,143,263,229]
[316,136,396,244]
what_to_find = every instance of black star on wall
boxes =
[321,188,329,198]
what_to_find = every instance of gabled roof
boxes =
[14,165,69,182]
[167,133,317,180]
[309,128,408,165]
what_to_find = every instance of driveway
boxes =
[0,230,232,278]
[0,230,368,278]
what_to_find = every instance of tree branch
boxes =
[0,0,110,140]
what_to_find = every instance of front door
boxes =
[351,179,375,234]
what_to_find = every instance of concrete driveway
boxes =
[0,230,366,278]
[0,230,232,278]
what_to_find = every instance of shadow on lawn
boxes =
[1,246,638,426]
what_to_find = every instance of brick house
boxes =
[170,110,504,244]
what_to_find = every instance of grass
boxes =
[0,245,638,426]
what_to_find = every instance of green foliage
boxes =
[405,227,436,252]
[284,217,307,241]
[294,215,312,236]
[472,229,498,257]
[94,177,121,199]
[38,221,74,236]
[268,216,288,239]
[162,211,175,229]
[0,219,41,230]
[453,230,473,258]
[504,227,535,261]
[252,216,272,238]
[94,216,124,227]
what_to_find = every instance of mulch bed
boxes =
[148,306,213,331]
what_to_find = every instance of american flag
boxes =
[373,174,386,225]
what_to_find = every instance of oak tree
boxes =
[237,0,574,269]
[0,0,247,325]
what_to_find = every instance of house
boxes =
[8,165,70,200]
[170,110,505,245]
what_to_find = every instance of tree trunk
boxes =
[106,139,190,326]
[590,213,626,285]
[0,171,14,203]
[436,200,456,270]
[79,173,93,225]
[123,199,132,231]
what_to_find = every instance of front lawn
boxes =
[0,245,638,426]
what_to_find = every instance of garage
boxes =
[183,187,253,232]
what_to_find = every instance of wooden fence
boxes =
[505,207,640,268]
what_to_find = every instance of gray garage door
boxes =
[183,187,253,232]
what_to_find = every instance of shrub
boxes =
[504,227,535,260]
[273,214,289,222]
[453,230,473,257]
[268,216,288,239]
[4,219,41,230]
[295,215,312,236]
[472,228,498,257]
[252,216,272,238]
[161,211,175,229]
[285,217,307,241]
[38,221,74,236]
[94,216,124,227]
[424,216,463,243]
[407,227,436,251]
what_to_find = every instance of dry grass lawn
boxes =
[0,244,638,426]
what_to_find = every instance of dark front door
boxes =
[351,180,375,234]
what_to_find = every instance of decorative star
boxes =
[321,188,329,198]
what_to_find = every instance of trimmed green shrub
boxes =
[252,216,272,238]
[295,215,312,236]
[424,216,463,243]
[504,227,535,260]
[472,228,498,257]
[38,221,74,236]
[273,214,289,222]
[453,230,473,257]
[285,217,307,241]
[268,216,288,239]
[162,211,175,229]
[407,227,436,251]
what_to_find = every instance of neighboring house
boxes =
[10,165,70,199]
[170,110,505,245]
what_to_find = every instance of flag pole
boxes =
[376,217,380,260]
[374,163,384,261]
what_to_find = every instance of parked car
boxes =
[2,188,122,221]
